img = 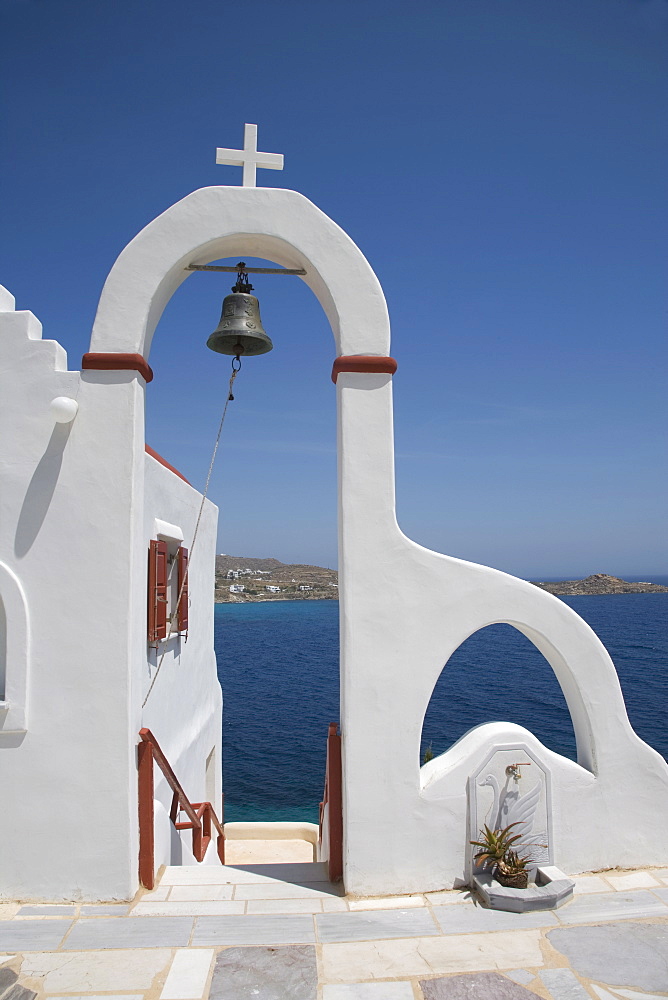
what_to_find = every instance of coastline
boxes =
[215,595,338,604]
[215,568,668,604]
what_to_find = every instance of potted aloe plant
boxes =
[470,822,534,889]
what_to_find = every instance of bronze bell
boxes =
[206,266,273,357]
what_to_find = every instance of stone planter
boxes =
[472,864,574,913]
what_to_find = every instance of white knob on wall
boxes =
[50,396,79,423]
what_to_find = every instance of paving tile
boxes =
[3,985,37,1000]
[160,862,329,886]
[505,971,536,986]
[245,899,323,914]
[22,949,172,992]
[606,873,660,891]
[348,896,425,910]
[651,887,668,904]
[316,908,438,943]
[209,944,317,999]
[132,901,245,916]
[0,957,16,967]
[168,886,234,902]
[0,921,71,952]
[590,988,620,1000]
[322,985,414,999]
[539,969,590,999]
[0,967,18,993]
[420,971,541,998]
[63,916,193,950]
[648,869,668,879]
[44,995,144,1000]
[548,921,668,992]
[425,892,474,905]
[322,898,349,912]
[159,867,251,886]
[16,906,76,917]
[192,914,315,946]
[432,905,558,934]
[223,862,330,883]
[612,989,668,999]
[234,881,343,900]
[79,906,130,916]
[320,930,544,981]
[160,948,214,1000]
[140,886,171,901]
[0,908,19,920]
[554,890,667,924]
[570,876,612,894]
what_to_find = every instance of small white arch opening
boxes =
[420,623,579,767]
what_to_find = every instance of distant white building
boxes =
[265,585,280,593]
[229,584,245,594]
[299,585,312,591]
[226,570,239,580]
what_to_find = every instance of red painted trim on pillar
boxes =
[82,352,154,383]
[145,445,191,485]
[331,355,397,383]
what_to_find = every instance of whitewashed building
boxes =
[1,124,667,902]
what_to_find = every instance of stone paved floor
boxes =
[1,866,667,1000]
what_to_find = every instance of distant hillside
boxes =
[216,555,285,575]
[531,573,668,596]
[214,562,667,603]
[215,555,338,602]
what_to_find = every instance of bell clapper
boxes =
[228,354,242,400]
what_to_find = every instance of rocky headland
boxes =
[531,573,668,596]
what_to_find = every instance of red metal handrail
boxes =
[138,728,225,889]
[318,722,343,882]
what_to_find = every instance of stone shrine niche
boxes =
[468,744,552,878]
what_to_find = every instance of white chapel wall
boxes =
[0,280,223,899]
[0,288,142,900]
[141,452,222,872]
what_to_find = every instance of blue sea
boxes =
[215,593,668,824]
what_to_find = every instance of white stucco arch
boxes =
[419,620,582,759]
[89,186,391,360]
[0,560,30,733]
[412,601,615,776]
[395,553,648,781]
[81,183,668,894]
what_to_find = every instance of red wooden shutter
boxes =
[148,540,168,642]
[177,546,189,632]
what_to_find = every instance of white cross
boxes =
[215,123,284,187]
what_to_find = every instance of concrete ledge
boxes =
[224,822,319,845]
[224,822,319,863]
[472,865,574,912]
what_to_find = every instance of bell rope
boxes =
[142,357,241,708]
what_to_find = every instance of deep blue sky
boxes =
[2,0,666,577]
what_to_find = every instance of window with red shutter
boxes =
[148,539,168,642]
[177,546,189,633]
